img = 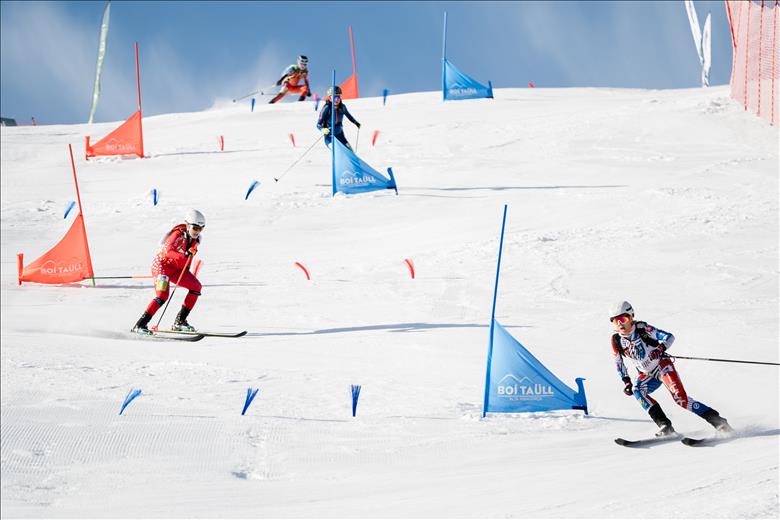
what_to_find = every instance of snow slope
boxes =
[1,86,778,518]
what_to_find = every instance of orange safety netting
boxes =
[726,0,779,125]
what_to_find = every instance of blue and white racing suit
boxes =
[612,321,713,417]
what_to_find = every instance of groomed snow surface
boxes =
[1,86,778,518]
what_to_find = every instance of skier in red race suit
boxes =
[610,300,733,437]
[269,55,311,104]
[132,209,205,334]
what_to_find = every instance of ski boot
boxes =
[649,404,676,437]
[132,312,154,336]
[701,409,734,434]
[655,424,676,437]
[172,306,196,332]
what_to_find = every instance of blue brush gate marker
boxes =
[245,180,259,200]
[119,388,142,415]
[251,98,255,112]
[152,188,159,206]
[242,387,259,415]
[351,385,362,417]
[382,88,389,106]
[63,200,76,219]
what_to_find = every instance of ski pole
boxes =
[671,355,779,366]
[232,90,259,103]
[92,275,153,279]
[154,255,193,330]
[233,84,279,102]
[258,84,281,96]
[355,127,360,153]
[274,135,323,182]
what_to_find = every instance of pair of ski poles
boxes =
[93,257,195,330]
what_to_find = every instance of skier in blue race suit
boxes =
[317,86,360,151]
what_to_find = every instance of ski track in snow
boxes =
[1,86,778,517]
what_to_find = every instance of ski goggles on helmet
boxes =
[333,95,342,101]
[188,224,204,232]
[610,314,631,325]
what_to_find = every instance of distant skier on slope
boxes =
[610,300,733,437]
[132,210,205,335]
[268,55,312,104]
[317,86,361,151]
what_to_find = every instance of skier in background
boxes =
[610,300,733,437]
[269,55,311,104]
[132,210,205,334]
[317,86,361,151]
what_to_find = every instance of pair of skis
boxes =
[615,435,712,447]
[140,330,247,342]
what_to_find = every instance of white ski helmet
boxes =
[297,55,309,68]
[184,209,205,228]
[609,301,634,319]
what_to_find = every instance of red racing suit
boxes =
[278,65,310,95]
[145,224,202,316]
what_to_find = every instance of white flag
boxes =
[88,1,111,124]
[684,0,704,66]
[702,12,711,87]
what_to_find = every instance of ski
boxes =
[158,330,247,338]
[614,434,681,447]
[134,331,205,342]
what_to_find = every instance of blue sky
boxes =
[1,1,733,125]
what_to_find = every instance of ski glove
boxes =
[275,79,283,86]
[622,377,633,396]
[185,245,198,257]
[321,128,330,135]
[355,122,361,129]
[306,91,312,97]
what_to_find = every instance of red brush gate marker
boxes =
[404,258,415,279]
[294,262,310,280]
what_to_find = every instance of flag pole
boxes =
[349,26,357,77]
[442,12,448,100]
[482,204,507,417]
[70,144,85,216]
[68,144,96,285]
[135,41,141,112]
[135,41,144,158]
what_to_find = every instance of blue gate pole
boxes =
[442,12,448,100]
[482,204,508,417]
